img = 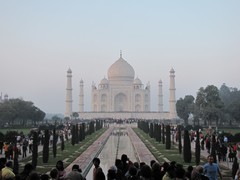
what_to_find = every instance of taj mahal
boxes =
[65,52,178,120]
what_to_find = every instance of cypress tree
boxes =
[232,157,239,179]
[71,125,76,146]
[156,124,160,142]
[153,123,157,140]
[13,143,19,174]
[146,121,149,134]
[32,131,38,169]
[159,124,162,143]
[211,134,217,163]
[79,124,82,142]
[82,123,86,140]
[162,124,165,144]
[43,129,50,163]
[149,123,154,138]
[96,120,100,131]
[89,121,94,134]
[60,133,64,151]
[75,124,79,144]
[183,130,192,163]
[178,126,182,154]
[166,125,171,149]
[53,128,57,158]
[195,130,200,165]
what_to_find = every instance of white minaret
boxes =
[79,79,84,112]
[169,68,177,119]
[158,80,163,112]
[65,68,73,117]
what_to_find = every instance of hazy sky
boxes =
[1,1,239,114]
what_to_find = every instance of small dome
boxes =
[100,77,109,84]
[108,55,135,81]
[170,68,175,73]
[67,68,72,73]
[133,77,142,85]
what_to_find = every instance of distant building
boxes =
[0,92,8,103]
[65,53,177,120]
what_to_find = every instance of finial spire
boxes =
[120,50,122,58]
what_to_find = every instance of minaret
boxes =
[65,68,73,118]
[79,79,84,113]
[169,68,177,119]
[158,80,163,112]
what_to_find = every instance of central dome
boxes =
[107,55,135,81]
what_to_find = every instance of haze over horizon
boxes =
[1,1,239,114]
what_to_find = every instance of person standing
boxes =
[56,160,66,179]
[22,139,28,158]
[1,161,15,180]
[203,155,222,180]
[92,157,103,180]
[28,138,33,153]
[66,164,85,180]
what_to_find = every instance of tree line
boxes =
[0,98,46,127]
[176,84,240,126]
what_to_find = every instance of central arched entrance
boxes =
[114,93,127,111]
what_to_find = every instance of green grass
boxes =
[0,128,31,135]
[218,128,240,134]
[18,128,107,174]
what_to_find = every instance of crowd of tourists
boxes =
[0,128,71,161]
[185,129,240,164]
[1,124,240,180]
[1,152,240,180]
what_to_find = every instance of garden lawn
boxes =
[0,128,31,135]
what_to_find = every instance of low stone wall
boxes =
[79,111,171,120]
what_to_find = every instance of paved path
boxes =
[65,126,114,176]
[65,123,157,178]
[190,140,233,169]
[190,141,234,180]
[127,126,157,164]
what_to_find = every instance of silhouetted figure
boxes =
[56,160,66,179]
[66,164,85,180]
[40,174,50,180]
[139,164,152,180]
[28,172,40,180]
[50,168,59,180]
[96,169,105,180]
[115,159,123,180]
[93,157,103,180]
[185,165,193,179]
[121,154,129,176]
[16,163,33,180]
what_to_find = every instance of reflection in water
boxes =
[86,125,137,180]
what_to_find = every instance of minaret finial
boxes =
[120,50,122,58]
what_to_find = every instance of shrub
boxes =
[166,125,171,149]
[32,131,38,169]
[183,130,192,163]
[42,129,50,163]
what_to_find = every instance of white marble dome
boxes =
[107,56,135,81]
